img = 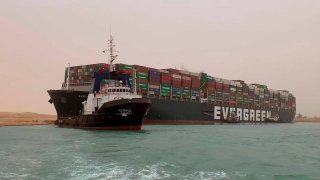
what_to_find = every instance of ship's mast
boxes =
[103,34,118,87]
[108,35,117,72]
[66,62,70,90]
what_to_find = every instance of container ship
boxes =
[48,39,296,124]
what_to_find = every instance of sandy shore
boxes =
[294,117,320,123]
[0,112,56,127]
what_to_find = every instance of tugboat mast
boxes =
[103,34,118,87]
[107,35,118,72]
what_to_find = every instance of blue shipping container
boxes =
[161,83,171,87]
[172,88,182,94]
[149,70,160,76]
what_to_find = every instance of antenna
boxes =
[103,30,118,86]
[103,34,118,71]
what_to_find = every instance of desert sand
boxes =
[0,112,56,127]
[294,117,320,123]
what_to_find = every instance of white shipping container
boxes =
[222,79,230,84]
[248,84,255,89]
[235,82,241,86]
[230,87,237,92]
[259,88,264,95]
[254,88,260,95]
[182,76,191,81]
[159,69,169,73]
[179,70,190,75]
[171,74,182,79]
[236,84,243,88]
[213,77,222,82]
[189,72,200,77]
[230,81,237,86]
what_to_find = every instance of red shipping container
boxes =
[207,82,215,88]
[149,81,161,86]
[223,84,229,90]
[137,79,148,83]
[216,82,223,89]
[149,75,160,82]
[223,84,230,93]
[172,79,181,85]
[161,75,171,83]
[167,68,180,74]
[172,85,181,88]
[205,87,215,92]
[182,80,192,88]
[230,100,237,104]
[191,77,200,86]
[236,86,243,91]
[119,69,133,74]
[133,65,149,72]
[205,88,216,97]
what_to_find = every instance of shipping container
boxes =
[167,68,180,74]
[133,65,149,72]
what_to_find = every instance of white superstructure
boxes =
[82,83,142,115]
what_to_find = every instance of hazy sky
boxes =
[0,0,319,116]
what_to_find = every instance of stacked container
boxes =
[64,63,296,112]
[203,74,216,101]
[133,65,149,95]
[65,63,109,86]
[235,82,243,104]
[229,81,237,104]
[148,69,161,95]
[160,70,171,97]
[180,71,192,99]
[215,78,223,101]
[190,72,200,99]
[115,64,134,86]
[242,84,249,104]
[171,73,182,98]
[222,79,230,102]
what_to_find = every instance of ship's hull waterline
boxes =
[53,95,151,130]
[48,90,295,124]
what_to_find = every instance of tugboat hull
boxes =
[55,98,150,130]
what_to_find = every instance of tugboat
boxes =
[55,35,151,130]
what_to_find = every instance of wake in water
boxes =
[67,160,245,180]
